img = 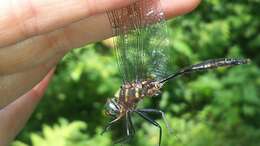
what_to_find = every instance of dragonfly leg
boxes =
[114,112,135,144]
[102,114,125,135]
[101,121,116,135]
[128,111,135,134]
[134,110,162,146]
[137,109,173,134]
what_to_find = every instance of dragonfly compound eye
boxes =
[105,98,120,117]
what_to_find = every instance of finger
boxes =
[0,53,62,108]
[0,0,201,75]
[162,0,201,18]
[0,68,54,146]
[0,30,67,75]
[0,0,137,48]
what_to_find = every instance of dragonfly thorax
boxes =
[105,80,163,120]
[118,80,163,109]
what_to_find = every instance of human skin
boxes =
[0,0,201,145]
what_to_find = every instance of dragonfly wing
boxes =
[107,0,172,84]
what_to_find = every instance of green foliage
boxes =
[12,119,112,146]
[13,1,260,146]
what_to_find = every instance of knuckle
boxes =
[20,0,39,37]
[11,0,39,38]
[85,0,98,16]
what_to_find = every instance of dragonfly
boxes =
[102,0,250,145]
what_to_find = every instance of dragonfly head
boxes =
[105,98,121,117]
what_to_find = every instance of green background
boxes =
[12,0,260,146]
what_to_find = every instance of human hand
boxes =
[0,0,140,108]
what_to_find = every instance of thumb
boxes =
[0,68,55,146]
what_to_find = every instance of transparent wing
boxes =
[107,0,172,84]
